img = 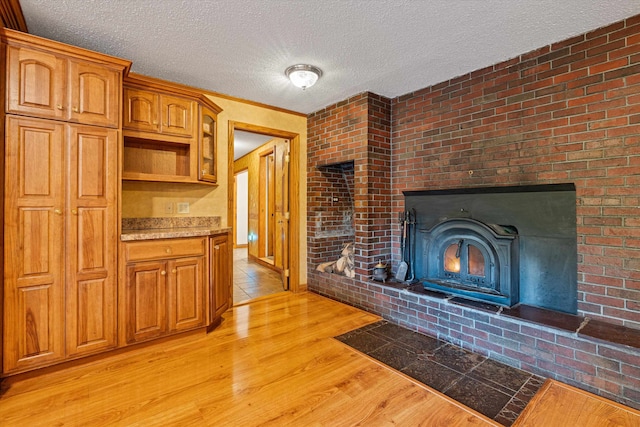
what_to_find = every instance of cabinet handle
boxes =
[72,106,79,113]
[153,120,158,125]
[165,248,171,254]
[56,104,63,110]
[54,209,62,215]
[161,270,166,276]
[71,209,78,215]
[171,269,177,274]
[214,245,220,250]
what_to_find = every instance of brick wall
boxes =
[307,93,392,279]
[392,15,640,328]
[307,14,640,409]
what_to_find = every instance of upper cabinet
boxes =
[199,105,218,183]
[122,73,221,184]
[6,40,125,128]
[124,88,195,137]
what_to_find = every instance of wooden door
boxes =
[65,125,118,357]
[258,150,275,260]
[123,88,160,133]
[274,141,290,289]
[3,116,65,373]
[160,95,194,137]
[210,235,231,321]
[125,261,167,343]
[6,44,67,120]
[168,256,204,332]
[68,60,120,128]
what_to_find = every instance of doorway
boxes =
[230,122,299,296]
[234,169,249,248]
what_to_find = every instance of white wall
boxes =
[235,170,249,245]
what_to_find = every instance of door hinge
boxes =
[284,269,290,277]
[284,212,290,220]
[285,154,290,163]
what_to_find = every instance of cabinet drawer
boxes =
[125,237,206,261]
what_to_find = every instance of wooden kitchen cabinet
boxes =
[168,257,205,332]
[125,260,168,343]
[3,117,119,372]
[122,73,222,184]
[122,238,206,344]
[2,28,129,375]
[123,88,195,138]
[65,125,119,358]
[3,117,66,373]
[6,43,122,128]
[210,233,232,325]
[198,105,219,183]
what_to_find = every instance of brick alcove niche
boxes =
[309,162,355,275]
[307,15,640,410]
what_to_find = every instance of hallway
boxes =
[233,247,285,304]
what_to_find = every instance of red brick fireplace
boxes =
[308,14,640,409]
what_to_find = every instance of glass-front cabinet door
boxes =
[199,105,218,183]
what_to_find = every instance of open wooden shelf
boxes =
[123,136,191,180]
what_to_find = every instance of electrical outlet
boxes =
[177,202,190,214]
[164,202,174,214]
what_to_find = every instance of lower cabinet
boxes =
[209,234,232,328]
[122,237,206,344]
[121,233,231,345]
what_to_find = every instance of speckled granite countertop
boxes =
[121,227,231,241]
[121,216,230,241]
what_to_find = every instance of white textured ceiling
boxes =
[234,130,273,160]
[18,0,640,114]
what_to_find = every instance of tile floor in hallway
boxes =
[336,320,546,426]
[233,248,285,304]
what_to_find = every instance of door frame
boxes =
[228,121,300,293]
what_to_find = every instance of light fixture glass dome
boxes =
[285,64,322,90]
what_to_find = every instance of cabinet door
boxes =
[125,261,167,343]
[65,126,118,357]
[69,60,120,128]
[160,95,194,137]
[210,234,232,322]
[198,107,217,183]
[3,117,65,373]
[6,44,67,120]
[168,256,204,332]
[123,88,160,133]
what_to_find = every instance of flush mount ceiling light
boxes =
[285,64,322,90]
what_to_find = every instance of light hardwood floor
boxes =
[512,379,640,426]
[1,292,638,426]
[1,292,499,426]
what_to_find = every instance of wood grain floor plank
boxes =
[513,379,640,427]
[0,292,500,426]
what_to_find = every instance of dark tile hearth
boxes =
[335,321,546,426]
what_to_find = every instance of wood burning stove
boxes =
[420,218,519,307]
[405,183,577,314]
